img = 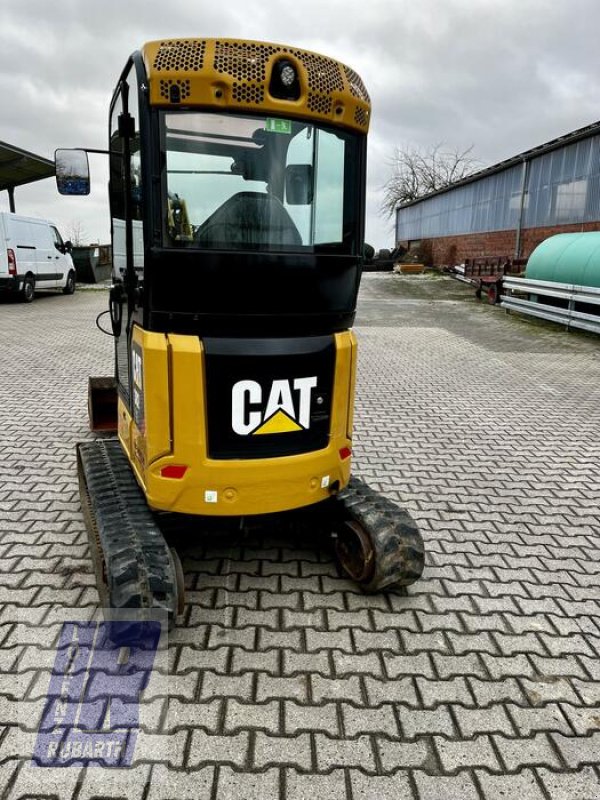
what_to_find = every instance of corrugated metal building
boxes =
[395,120,600,266]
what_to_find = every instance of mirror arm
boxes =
[80,148,113,156]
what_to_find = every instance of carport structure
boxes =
[0,140,54,212]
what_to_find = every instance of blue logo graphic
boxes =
[33,620,161,767]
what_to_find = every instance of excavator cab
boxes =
[57,39,424,626]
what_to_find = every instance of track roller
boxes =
[77,439,184,628]
[333,476,424,591]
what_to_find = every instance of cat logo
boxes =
[232,377,317,435]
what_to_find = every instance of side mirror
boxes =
[55,149,90,196]
[285,164,313,205]
[55,240,72,254]
[64,240,73,253]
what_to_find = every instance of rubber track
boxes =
[336,476,425,591]
[77,439,179,619]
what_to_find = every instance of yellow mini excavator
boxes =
[56,38,424,625]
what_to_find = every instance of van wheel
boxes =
[63,270,76,295]
[21,275,35,303]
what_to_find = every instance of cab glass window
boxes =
[109,63,144,279]
[161,112,359,253]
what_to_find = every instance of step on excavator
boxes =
[56,38,425,627]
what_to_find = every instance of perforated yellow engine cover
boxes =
[141,38,371,133]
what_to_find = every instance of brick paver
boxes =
[0,275,599,799]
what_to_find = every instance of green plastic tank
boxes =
[526,232,600,288]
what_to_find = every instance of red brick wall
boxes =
[399,222,600,267]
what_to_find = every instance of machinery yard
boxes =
[0,273,599,799]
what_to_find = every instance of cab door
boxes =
[109,60,145,421]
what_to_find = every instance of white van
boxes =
[0,212,76,302]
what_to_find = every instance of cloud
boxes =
[2,0,600,248]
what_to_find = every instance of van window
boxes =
[51,226,65,251]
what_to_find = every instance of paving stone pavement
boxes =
[0,275,599,799]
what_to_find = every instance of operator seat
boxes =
[195,191,302,247]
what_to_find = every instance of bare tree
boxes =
[381,143,481,217]
[65,219,89,246]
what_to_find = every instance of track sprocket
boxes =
[334,476,425,591]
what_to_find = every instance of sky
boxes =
[2,0,600,250]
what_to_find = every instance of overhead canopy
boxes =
[0,140,54,193]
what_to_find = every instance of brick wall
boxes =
[400,221,600,267]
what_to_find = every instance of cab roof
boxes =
[141,38,371,134]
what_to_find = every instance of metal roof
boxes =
[397,118,600,211]
[0,140,54,192]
